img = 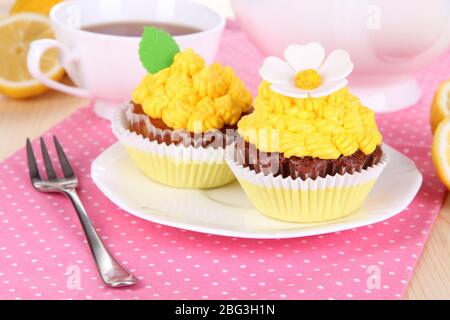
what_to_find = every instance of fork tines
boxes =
[53,136,74,178]
[26,136,75,181]
[26,138,41,181]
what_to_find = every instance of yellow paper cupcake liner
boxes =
[112,104,235,189]
[226,145,389,223]
[124,146,235,188]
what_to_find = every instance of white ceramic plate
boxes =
[91,143,422,239]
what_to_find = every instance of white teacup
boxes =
[27,0,225,117]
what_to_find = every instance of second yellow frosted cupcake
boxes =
[112,27,252,188]
[226,43,388,222]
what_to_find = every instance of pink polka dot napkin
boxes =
[0,23,448,300]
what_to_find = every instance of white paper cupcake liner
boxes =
[225,143,389,222]
[112,103,233,164]
[111,103,236,188]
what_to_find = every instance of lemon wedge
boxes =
[430,79,450,133]
[10,0,63,16]
[432,115,450,189]
[0,13,64,99]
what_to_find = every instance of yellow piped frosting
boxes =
[132,48,252,133]
[238,81,382,159]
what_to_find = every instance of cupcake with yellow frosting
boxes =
[112,27,252,188]
[226,43,388,222]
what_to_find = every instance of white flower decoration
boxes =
[259,42,354,98]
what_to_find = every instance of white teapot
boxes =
[231,0,450,112]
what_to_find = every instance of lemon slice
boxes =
[10,0,63,16]
[432,115,450,189]
[430,79,450,133]
[0,13,64,99]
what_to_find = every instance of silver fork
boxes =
[26,136,137,288]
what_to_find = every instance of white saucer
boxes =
[91,143,422,239]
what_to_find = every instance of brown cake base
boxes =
[235,134,383,180]
[128,103,240,148]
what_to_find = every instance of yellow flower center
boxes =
[294,69,322,90]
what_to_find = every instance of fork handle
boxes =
[64,189,137,287]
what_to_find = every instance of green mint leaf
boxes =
[139,26,180,74]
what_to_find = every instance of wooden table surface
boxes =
[1,0,449,300]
